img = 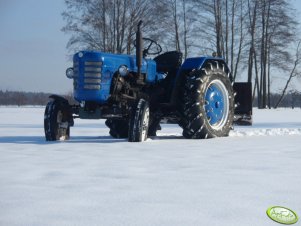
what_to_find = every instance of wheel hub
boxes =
[204,80,229,129]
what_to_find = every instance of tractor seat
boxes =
[152,51,183,103]
[153,51,183,74]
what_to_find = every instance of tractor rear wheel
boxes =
[179,62,234,139]
[128,99,150,142]
[105,119,129,138]
[44,101,71,141]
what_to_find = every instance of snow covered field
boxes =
[0,107,300,226]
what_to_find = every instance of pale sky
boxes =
[0,0,70,94]
[0,0,301,94]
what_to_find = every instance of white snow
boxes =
[0,107,300,226]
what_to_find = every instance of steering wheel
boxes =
[135,38,162,57]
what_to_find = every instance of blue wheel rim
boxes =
[204,80,229,129]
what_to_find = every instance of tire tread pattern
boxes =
[179,61,234,139]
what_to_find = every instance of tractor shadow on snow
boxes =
[0,136,124,144]
[0,135,185,145]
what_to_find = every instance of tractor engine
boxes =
[66,51,156,105]
[110,73,137,102]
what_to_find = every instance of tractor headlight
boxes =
[78,52,84,58]
[118,65,128,76]
[66,67,74,79]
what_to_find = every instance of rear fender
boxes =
[49,94,69,105]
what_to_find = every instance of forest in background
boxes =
[0,91,74,106]
[0,90,301,108]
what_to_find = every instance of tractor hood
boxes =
[72,51,156,103]
[73,51,156,82]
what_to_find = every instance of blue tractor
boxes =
[44,21,252,142]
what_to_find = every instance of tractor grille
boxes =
[73,61,102,90]
[83,61,102,90]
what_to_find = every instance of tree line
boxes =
[0,91,74,106]
[1,90,301,108]
[62,0,301,109]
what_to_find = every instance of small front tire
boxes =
[128,99,150,142]
[44,101,71,141]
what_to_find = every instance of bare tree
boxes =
[244,0,298,108]
[246,0,258,84]
[192,0,247,80]
[171,0,181,52]
[274,40,301,108]
[62,0,165,54]
[182,0,188,58]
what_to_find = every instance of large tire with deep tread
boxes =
[179,61,234,139]
[44,101,70,141]
[105,119,129,138]
[128,99,150,142]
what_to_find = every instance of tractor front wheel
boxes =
[128,99,150,142]
[44,101,71,141]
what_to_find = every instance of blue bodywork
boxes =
[72,50,226,104]
[73,51,156,103]
[179,56,224,70]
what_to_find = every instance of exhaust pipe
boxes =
[136,20,143,76]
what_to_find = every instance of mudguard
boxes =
[171,57,231,105]
[49,95,74,126]
[49,94,69,105]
